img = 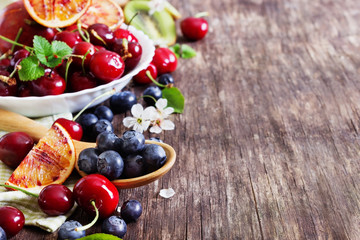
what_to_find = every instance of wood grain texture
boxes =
[12,0,360,239]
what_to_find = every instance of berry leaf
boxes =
[18,55,45,81]
[52,40,73,58]
[169,43,196,59]
[162,87,185,113]
[33,35,52,65]
[78,233,122,240]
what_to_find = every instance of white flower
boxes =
[149,98,175,134]
[123,104,157,133]
[148,0,166,15]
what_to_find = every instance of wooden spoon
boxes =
[0,108,176,188]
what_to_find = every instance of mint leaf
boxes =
[18,55,45,81]
[78,233,122,240]
[45,55,63,68]
[169,44,196,59]
[51,40,72,58]
[33,35,52,65]
[162,87,185,113]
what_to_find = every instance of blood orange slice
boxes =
[79,0,124,30]
[23,0,92,28]
[5,123,76,190]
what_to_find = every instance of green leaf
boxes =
[162,87,185,113]
[45,55,63,68]
[78,233,122,240]
[18,55,45,81]
[51,40,72,58]
[33,35,52,65]
[169,44,196,59]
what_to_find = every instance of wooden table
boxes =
[15,0,360,239]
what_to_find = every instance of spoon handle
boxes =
[0,109,48,141]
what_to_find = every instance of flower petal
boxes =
[123,117,136,128]
[160,119,175,130]
[131,104,144,118]
[150,125,162,134]
[143,106,158,120]
[163,107,174,116]
[155,98,167,110]
[133,123,144,133]
[142,119,151,131]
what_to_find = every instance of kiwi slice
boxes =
[124,1,177,46]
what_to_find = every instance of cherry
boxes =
[133,62,157,85]
[125,42,142,72]
[38,184,74,216]
[89,50,125,83]
[17,82,32,97]
[0,58,11,70]
[180,16,208,41]
[37,27,58,42]
[68,71,98,92]
[10,49,30,67]
[53,31,81,48]
[0,206,25,238]
[152,47,177,75]
[113,28,138,43]
[0,132,33,168]
[30,69,66,96]
[88,23,115,47]
[73,174,119,219]
[54,118,83,141]
[72,42,96,68]
[0,70,17,96]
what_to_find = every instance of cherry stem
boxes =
[0,35,33,52]
[75,201,99,232]
[0,184,39,198]
[77,21,90,42]
[194,12,209,18]
[145,70,166,88]
[64,58,73,83]
[9,65,21,78]
[127,12,139,29]
[81,50,91,74]
[90,29,107,46]
[11,28,23,53]
[72,88,117,121]
[139,94,157,103]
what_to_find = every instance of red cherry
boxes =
[30,69,66,96]
[88,23,115,47]
[90,50,125,83]
[113,28,138,43]
[17,82,32,97]
[54,118,83,141]
[0,70,17,96]
[68,71,98,92]
[72,42,96,68]
[0,58,11,70]
[73,174,119,219]
[180,17,208,41]
[38,184,74,216]
[133,62,157,84]
[53,31,81,48]
[0,132,34,168]
[0,206,25,237]
[125,42,142,72]
[152,47,177,75]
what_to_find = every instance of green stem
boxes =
[140,94,157,103]
[145,71,166,88]
[77,21,90,42]
[0,35,33,52]
[127,12,139,28]
[11,28,23,52]
[75,201,99,232]
[0,184,39,198]
[90,29,107,46]
[64,58,73,83]
[72,88,117,121]
[81,50,91,74]
[194,12,209,18]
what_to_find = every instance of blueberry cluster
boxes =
[78,130,167,180]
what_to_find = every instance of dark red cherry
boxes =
[30,69,66,96]
[10,49,30,67]
[53,31,81,48]
[180,17,208,41]
[17,82,32,97]
[89,50,124,83]
[88,23,115,47]
[151,47,177,75]
[38,184,74,216]
[113,28,138,42]
[37,27,58,42]
[72,42,96,68]
[125,42,142,72]
[0,132,34,168]
[54,118,83,141]
[0,70,17,96]
[0,206,25,237]
[133,62,157,84]
[0,58,11,70]
[68,71,98,92]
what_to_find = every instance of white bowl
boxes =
[0,21,155,117]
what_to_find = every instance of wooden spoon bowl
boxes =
[0,108,176,189]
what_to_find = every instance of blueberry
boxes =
[92,119,114,137]
[76,113,98,140]
[123,155,145,178]
[94,105,114,122]
[97,150,124,180]
[77,148,100,174]
[149,137,163,143]
[158,73,174,88]
[96,131,122,152]
[0,227,6,240]
[120,130,145,155]
[102,216,127,238]
[58,220,85,240]
[142,144,167,168]
[110,91,137,114]
[120,200,142,223]
[142,86,162,106]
